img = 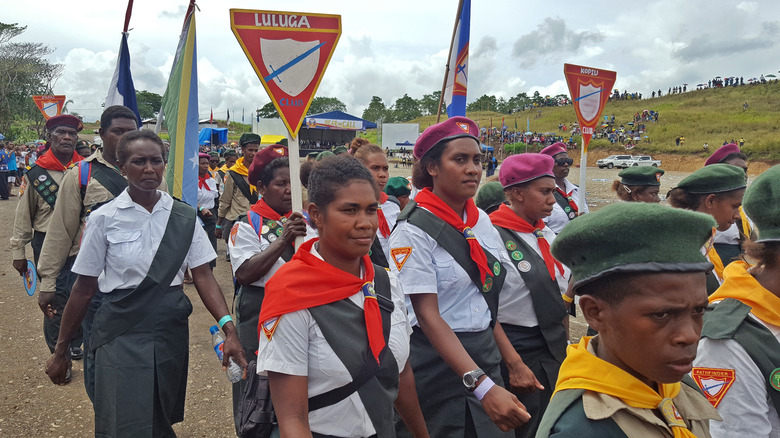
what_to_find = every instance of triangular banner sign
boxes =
[32,95,67,120]
[563,64,616,152]
[230,10,342,137]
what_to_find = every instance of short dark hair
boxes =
[116,130,166,165]
[411,142,446,189]
[100,105,138,131]
[612,180,655,201]
[300,160,315,189]
[722,152,748,163]
[577,272,640,306]
[743,240,780,270]
[308,155,377,209]
[666,187,742,210]
[354,143,384,163]
[257,157,289,188]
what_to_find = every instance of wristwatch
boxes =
[462,369,486,392]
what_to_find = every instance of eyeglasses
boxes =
[555,158,574,167]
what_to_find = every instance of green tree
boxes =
[361,96,388,123]
[392,94,422,122]
[257,102,278,118]
[136,90,162,119]
[506,92,531,113]
[466,94,498,113]
[307,96,347,115]
[532,91,544,105]
[0,22,63,136]
[418,91,442,116]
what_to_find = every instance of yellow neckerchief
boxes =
[229,157,256,193]
[554,337,695,438]
[739,206,752,239]
[710,260,780,326]
[705,227,725,281]
[219,164,230,172]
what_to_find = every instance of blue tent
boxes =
[481,143,494,152]
[199,127,228,145]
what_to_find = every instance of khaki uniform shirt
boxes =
[580,340,721,437]
[217,171,253,221]
[37,150,167,292]
[10,167,65,259]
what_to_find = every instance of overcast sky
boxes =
[5,0,779,122]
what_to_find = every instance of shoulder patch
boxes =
[230,222,240,246]
[691,367,736,408]
[262,316,281,341]
[390,247,412,271]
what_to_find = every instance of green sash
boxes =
[701,298,780,413]
[90,200,196,351]
[229,170,258,204]
[552,190,577,221]
[494,226,568,363]
[397,200,506,325]
[26,165,59,207]
[369,236,389,268]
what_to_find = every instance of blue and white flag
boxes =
[442,0,471,118]
[105,32,141,127]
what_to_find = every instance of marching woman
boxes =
[489,154,570,438]
[667,163,746,294]
[198,152,219,268]
[256,155,428,438]
[693,165,780,438]
[355,143,401,268]
[389,117,530,437]
[45,130,247,437]
[611,166,664,203]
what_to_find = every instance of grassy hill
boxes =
[365,80,780,161]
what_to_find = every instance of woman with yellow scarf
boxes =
[537,203,721,437]
[693,164,780,438]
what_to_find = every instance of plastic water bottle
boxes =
[209,325,243,383]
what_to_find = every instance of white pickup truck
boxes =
[624,155,661,167]
[596,154,633,169]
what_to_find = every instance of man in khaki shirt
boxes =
[36,105,141,394]
[215,133,259,259]
[12,115,86,363]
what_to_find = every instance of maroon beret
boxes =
[45,114,83,132]
[705,143,741,166]
[248,144,289,186]
[413,116,479,160]
[198,153,211,160]
[499,153,555,188]
[539,142,567,157]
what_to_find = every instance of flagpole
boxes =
[436,0,464,123]
[578,138,587,211]
[123,0,134,33]
[288,134,304,249]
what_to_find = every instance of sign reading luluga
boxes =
[230,10,342,137]
[32,95,67,120]
[563,64,616,152]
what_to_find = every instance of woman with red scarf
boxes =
[197,153,219,268]
[257,155,427,437]
[389,117,530,437]
[488,153,570,438]
[355,143,401,268]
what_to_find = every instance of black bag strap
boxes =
[308,267,393,412]
[230,170,258,204]
[25,165,59,207]
[89,161,128,197]
[398,201,505,324]
[369,235,389,268]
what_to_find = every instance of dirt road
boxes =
[0,164,709,436]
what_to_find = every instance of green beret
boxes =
[278,138,288,146]
[676,163,746,194]
[475,181,506,212]
[618,167,664,186]
[208,151,219,158]
[316,150,335,161]
[223,149,239,158]
[551,203,715,291]
[742,165,780,242]
[307,151,319,158]
[385,176,412,198]
[333,145,348,155]
[239,133,262,146]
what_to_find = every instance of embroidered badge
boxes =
[656,172,662,182]
[267,233,278,242]
[262,316,281,340]
[482,277,493,292]
[533,229,544,239]
[457,122,469,133]
[770,368,780,392]
[390,247,412,271]
[276,227,284,236]
[463,227,476,239]
[564,206,571,213]
[691,367,736,408]
[511,251,523,261]
[37,175,46,182]
[518,261,532,273]
[230,222,240,246]
[505,240,517,251]
[278,216,287,224]
[658,398,686,428]
[492,261,501,276]
[269,221,278,229]
[261,225,270,234]
[362,282,377,298]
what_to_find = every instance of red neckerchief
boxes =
[377,192,391,238]
[198,174,213,190]
[414,188,491,283]
[556,186,578,213]
[258,238,385,363]
[34,149,82,171]
[249,198,291,224]
[489,204,564,281]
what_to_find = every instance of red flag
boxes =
[210,107,213,124]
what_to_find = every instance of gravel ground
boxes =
[0,163,716,437]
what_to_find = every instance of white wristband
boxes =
[473,376,495,401]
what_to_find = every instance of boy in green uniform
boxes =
[536,202,722,437]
